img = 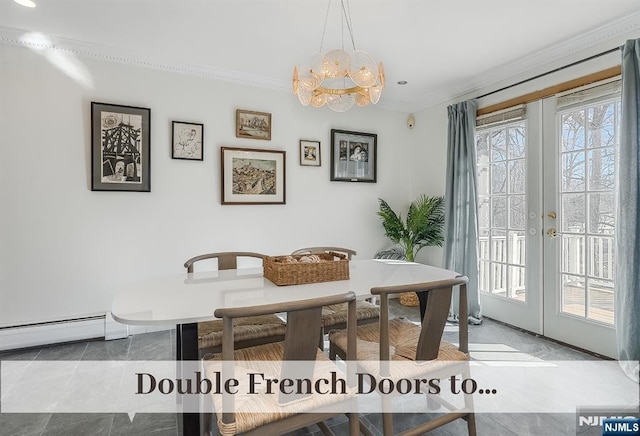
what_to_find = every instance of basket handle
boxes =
[326,251,347,260]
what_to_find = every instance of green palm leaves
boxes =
[376,195,445,262]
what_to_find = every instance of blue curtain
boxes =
[617,39,640,380]
[444,99,482,324]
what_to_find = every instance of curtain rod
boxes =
[476,46,622,100]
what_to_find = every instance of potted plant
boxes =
[376,194,445,305]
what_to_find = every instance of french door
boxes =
[476,106,543,334]
[478,79,620,358]
[541,82,619,358]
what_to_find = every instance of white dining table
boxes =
[110,259,461,435]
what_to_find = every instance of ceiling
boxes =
[2,0,639,112]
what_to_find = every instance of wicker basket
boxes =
[264,252,349,286]
[399,291,420,307]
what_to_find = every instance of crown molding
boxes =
[3,11,639,114]
[0,25,292,91]
[407,10,640,112]
[0,25,408,112]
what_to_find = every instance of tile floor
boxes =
[0,300,604,436]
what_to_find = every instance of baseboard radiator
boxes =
[0,312,140,352]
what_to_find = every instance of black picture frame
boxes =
[330,129,377,183]
[91,102,151,192]
[172,121,204,161]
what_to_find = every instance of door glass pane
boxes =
[492,196,507,228]
[587,278,614,324]
[477,131,490,160]
[509,266,526,301]
[509,231,526,265]
[509,196,525,229]
[491,130,506,161]
[476,120,526,302]
[561,273,585,317]
[587,103,615,148]
[491,162,507,194]
[491,230,507,262]
[491,262,506,297]
[561,152,585,191]
[587,147,615,190]
[561,111,585,152]
[561,193,585,232]
[479,260,490,293]
[588,193,614,234]
[478,197,490,229]
[477,165,490,196]
[587,235,614,280]
[557,97,619,325]
[508,125,526,158]
[561,234,584,275]
[509,160,525,193]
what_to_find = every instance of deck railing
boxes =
[479,233,615,295]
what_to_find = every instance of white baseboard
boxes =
[0,315,174,352]
[0,317,105,352]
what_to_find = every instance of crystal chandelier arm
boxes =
[315,85,364,95]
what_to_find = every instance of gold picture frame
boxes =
[236,109,271,140]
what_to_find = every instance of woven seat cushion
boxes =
[329,318,468,378]
[198,314,285,349]
[321,300,380,327]
[204,342,355,435]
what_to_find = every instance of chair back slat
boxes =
[217,254,238,271]
[283,307,323,361]
[416,286,453,361]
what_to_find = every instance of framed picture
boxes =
[330,129,377,183]
[299,139,321,166]
[221,147,286,204]
[172,121,203,160]
[91,102,151,192]
[236,109,271,140]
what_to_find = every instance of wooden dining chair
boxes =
[180,252,286,358]
[291,246,358,259]
[328,277,476,436]
[290,247,380,349]
[204,291,359,435]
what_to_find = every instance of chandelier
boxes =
[292,0,385,112]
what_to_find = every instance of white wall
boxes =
[0,44,414,327]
